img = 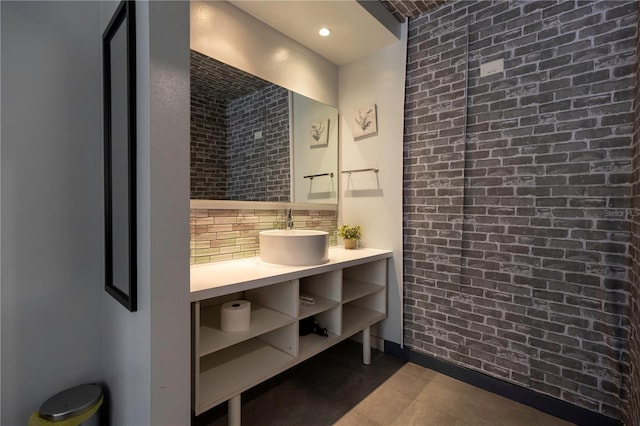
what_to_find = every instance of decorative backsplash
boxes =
[190,208,338,265]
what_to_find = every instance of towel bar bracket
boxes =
[341,168,379,175]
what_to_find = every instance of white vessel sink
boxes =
[259,230,329,266]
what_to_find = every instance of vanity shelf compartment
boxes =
[342,303,385,338]
[298,331,340,361]
[349,290,386,317]
[343,259,387,286]
[299,271,341,301]
[298,270,341,319]
[313,306,341,336]
[197,337,295,414]
[298,294,340,319]
[342,279,385,304]
[199,302,296,357]
[246,280,297,318]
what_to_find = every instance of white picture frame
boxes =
[352,103,378,139]
[310,118,329,146]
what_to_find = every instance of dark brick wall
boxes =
[191,49,268,200]
[227,85,290,202]
[627,6,640,426]
[191,88,227,199]
[404,0,637,420]
[190,50,290,201]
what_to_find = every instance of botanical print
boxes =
[352,104,378,139]
[311,119,329,146]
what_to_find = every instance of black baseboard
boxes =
[384,341,622,426]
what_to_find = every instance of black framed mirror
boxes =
[103,0,137,312]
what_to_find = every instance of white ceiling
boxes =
[229,1,400,66]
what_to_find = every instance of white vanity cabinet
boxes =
[190,248,391,420]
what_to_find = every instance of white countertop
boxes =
[190,247,392,302]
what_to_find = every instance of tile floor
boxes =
[195,340,574,426]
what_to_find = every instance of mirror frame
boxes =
[103,0,137,312]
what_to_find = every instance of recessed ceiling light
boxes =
[318,27,331,37]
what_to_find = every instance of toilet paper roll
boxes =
[220,300,251,332]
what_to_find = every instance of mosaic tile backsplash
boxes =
[190,208,338,265]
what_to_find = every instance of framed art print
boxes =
[352,104,377,139]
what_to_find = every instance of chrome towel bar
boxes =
[341,168,379,175]
[303,172,334,180]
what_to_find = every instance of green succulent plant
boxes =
[337,225,362,240]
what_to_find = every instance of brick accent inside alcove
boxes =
[190,50,290,201]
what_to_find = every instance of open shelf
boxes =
[298,331,340,361]
[298,294,340,319]
[197,339,295,414]
[342,303,385,337]
[199,302,296,357]
[342,279,384,303]
[192,251,391,416]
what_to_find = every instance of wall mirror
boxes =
[190,50,338,204]
[103,0,137,312]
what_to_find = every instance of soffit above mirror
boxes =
[191,50,271,100]
[228,0,400,66]
[380,0,448,22]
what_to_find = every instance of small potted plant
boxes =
[338,225,361,249]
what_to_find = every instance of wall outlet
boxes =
[480,59,504,78]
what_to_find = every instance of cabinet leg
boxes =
[228,394,241,426]
[363,326,371,365]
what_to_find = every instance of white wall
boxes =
[0,1,189,423]
[98,2,152,423]
[338,23,408,345]
[99,2,191,425]
[190,1,338,107]
[292,93,339,204]
[1,2,103,423]
[147,2,191,424]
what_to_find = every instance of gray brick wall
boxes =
[191,50,269,199]
[404,0,637,420]
[190,50,290,201]
[627,6,640,426]
[191,88,227,199]
[227,85,290,202]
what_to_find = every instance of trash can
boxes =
[28,384,103,426]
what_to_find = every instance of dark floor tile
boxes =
[240,380,346,426]
[194,340,404,426]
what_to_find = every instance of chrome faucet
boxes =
[285,208,294,230]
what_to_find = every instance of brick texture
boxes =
[381,0,447,22]
[626,5,640,426]
[191,88,227,199]
[403,1,637,420]
[190,50,290,201]
[226,85,290,202]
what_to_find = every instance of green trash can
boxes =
[28,384,103,426]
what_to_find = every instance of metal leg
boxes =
[363,326,371,365]
[228,394,241,426]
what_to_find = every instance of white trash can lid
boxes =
[39,384,102,421]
